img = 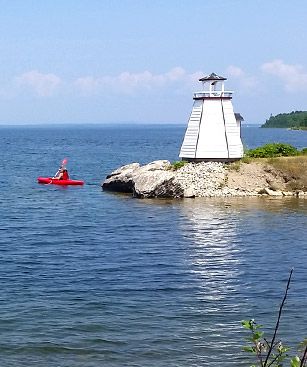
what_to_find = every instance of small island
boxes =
[261,111,307,129]
[102,143,307,199]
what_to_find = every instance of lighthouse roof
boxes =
[199,72,227,82]
[234,113,244,121]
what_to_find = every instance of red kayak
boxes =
[37,177,84,186]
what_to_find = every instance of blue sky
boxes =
[0,0,307,124]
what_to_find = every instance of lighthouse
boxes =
[179,73,244,162]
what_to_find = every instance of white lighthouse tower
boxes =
[179,73,244,162]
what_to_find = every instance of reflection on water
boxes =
[177,196,307,293]
[179,199,242,303]
[176,196,307,349]
[174,199,247,366]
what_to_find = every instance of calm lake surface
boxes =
[0,124,306,367]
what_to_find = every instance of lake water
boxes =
[0,125,306,367]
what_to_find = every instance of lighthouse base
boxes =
[180,157,242,163]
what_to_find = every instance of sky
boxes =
[1,0,307,125]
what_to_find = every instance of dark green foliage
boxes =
[170,160,188,170]
[262,111,307,129]
[245,143,299,158]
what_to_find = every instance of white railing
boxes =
[193,91,233,98]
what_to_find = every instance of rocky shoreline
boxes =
[102,160,307,199]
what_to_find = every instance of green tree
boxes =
[262,111,307,129]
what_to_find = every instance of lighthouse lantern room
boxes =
[179,73,244,162]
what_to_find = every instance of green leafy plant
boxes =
[242,269,307,366]
[245,143,299,158]
[170,160,188,170]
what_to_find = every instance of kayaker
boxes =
[53,165,69,180]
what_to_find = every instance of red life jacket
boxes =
[62,170,69,180]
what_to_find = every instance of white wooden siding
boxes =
[179,98,243,160]
[179,100,203,158]
[196,99,228,158]
[222,99,244,158]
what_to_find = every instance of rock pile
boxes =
[175,161,243,197]
[102,160,307,199]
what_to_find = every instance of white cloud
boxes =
[261,59,307,92]
[16,70,61,96]
[74,67,202,95]
[164,67,186,81]
[4,66,268,99]
[226,65,258,90]
[226,65,245,78]
[114,70,164,92]
[74,76,98,94]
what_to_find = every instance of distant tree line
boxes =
[261,111,307,129]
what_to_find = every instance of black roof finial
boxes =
[199,72,227,82]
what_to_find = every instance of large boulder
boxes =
[102,163,140,193]
[133,170,183,198]
[102,160,184,198]
[132,160,184,198]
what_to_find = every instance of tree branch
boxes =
[267,352,282,367]
[300,344,307,367]
[263,268,293,366]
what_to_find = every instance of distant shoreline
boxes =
[0,122,265,128]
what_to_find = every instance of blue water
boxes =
[0,125,306,367]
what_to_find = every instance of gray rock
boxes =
[133,171,183,198]
[136,160,171,172]
[102,160,183,198]
[183,187,195,198]
[259,187,283,196]
[295,190,305,197]
[106,162,140,178]
[102,162,140,193]
[282,191,294,196]
[132,160,183,198]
